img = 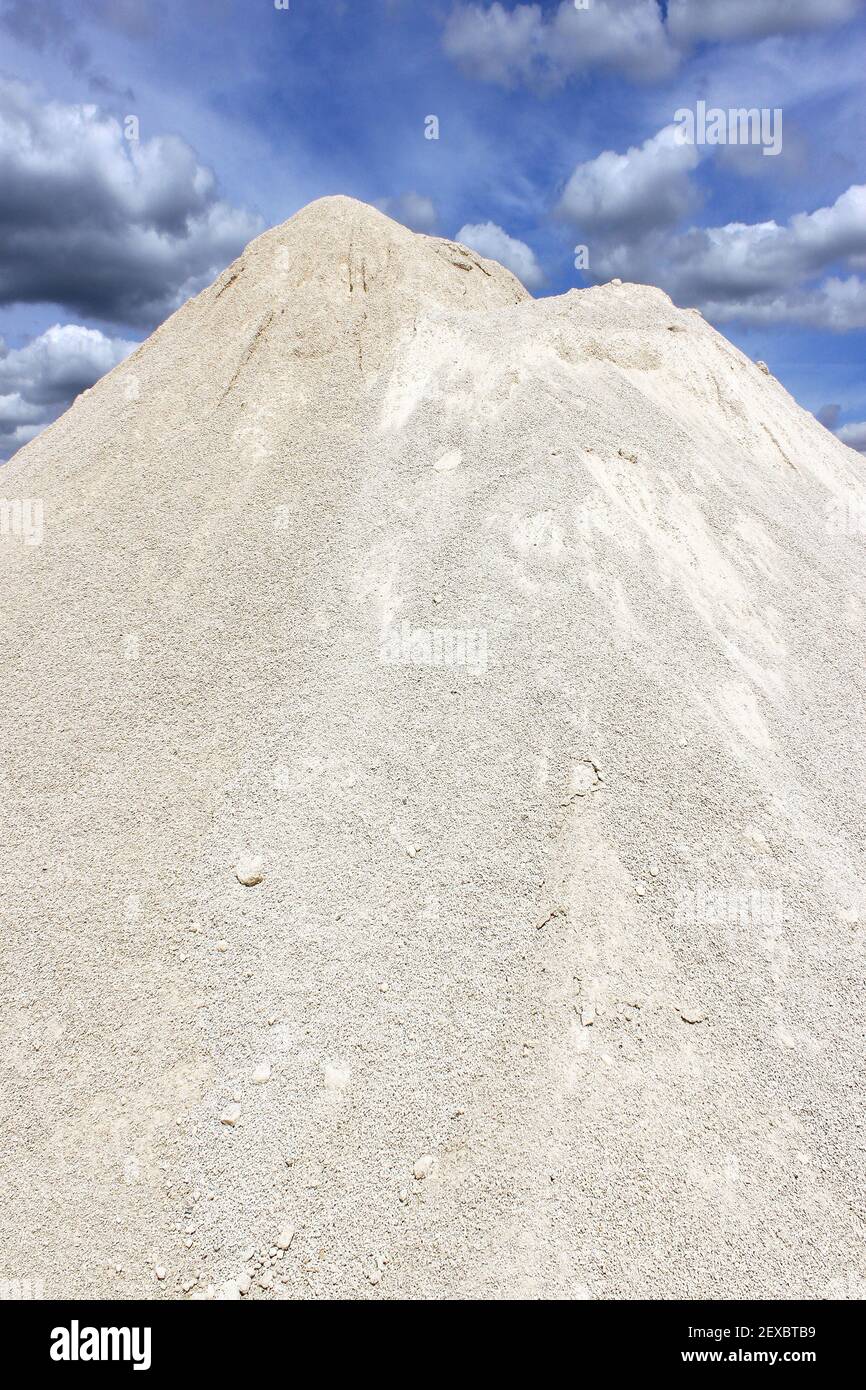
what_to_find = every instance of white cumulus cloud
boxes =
[836,420,866,451]
[442,0,864,89]
[557,124,701,237]
[0,323,137,459]
[454,221,544,289]
[443,1,676,89]
[557,113,866,332]
[0,78,262,328]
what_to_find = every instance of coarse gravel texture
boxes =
[1,196,865,1301]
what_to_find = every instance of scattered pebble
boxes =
[252,1060,272,1084]
[324,1064,351,1091]
[433,449,461,472]
[413,1154,434,1181]
[636,881,647,897]
[220,1102,242,1126]
[237,1272,251,1296]
[581,1004,596,1027]
[155,1265,166,1281]
[680,1008,707,1024]
[235,854,265,887]
[276,1226,294,1251]
[756,360,770,375]
[535,904,567,931]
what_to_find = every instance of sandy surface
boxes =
[1,196,864,1300]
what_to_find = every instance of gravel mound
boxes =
[2,196,864,1300]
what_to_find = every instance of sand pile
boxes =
[1,196,864,1301]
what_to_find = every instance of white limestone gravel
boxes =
[1,196,865,1301]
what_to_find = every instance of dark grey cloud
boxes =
[815,405,866,451]
[667,0,863,44]
[0,0,91,73]
[0,0,139,98]
[0,79,262,329]
[83,0,164,41]
[817,403,843,430]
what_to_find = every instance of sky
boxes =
[1,0,865,461]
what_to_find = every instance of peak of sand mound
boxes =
[256,193,531,307]
[2,199,865,1301]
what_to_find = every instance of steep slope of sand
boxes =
[1,196,864,1300]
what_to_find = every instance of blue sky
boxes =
[1,0,865,458]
